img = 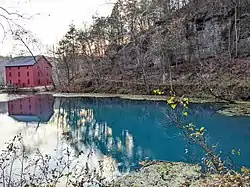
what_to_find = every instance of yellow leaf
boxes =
[238,149,241,156]
[232,149,235,155]
[183,103,188,109]
[183,112,188,116]
[241,166,250,174]
[171,104,177,109]
[154,89,164,95]
[167,97,175,104]
[183,97,189,104]
[200,127,205,132]
[189,127,194,131]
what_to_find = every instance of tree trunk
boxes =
[235,6,238,58]
[228,19,232,60]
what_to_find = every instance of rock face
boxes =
[112,162,202,187]
[178,0,250,62]
[158,0,250,64]
[114,0,250,68]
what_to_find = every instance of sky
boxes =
[0,0,115,56]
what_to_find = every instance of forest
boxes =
[52,0,250,101]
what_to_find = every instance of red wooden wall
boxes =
[5,56,53,88]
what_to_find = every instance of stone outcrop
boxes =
[113,0,250,68]
[178,0,250,62]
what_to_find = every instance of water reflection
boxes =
[0,95,121,184]
[52,98,217,172]
[0,101,7,114]
[53,98,141,172]
[54,97,250,171]
[7,94,54,125]
[0,95,250,177]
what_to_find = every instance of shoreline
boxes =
[1,92,250,117]
[51,92,223,103]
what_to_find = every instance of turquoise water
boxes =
[1,95,250,173]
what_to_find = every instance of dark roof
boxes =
[5,55,52,67]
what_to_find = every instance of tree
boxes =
[0,5,33,43]
[55,24,80,86]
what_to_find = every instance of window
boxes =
[27,79,30,84]
[18,72,20,77]
[38,72,40,76]
[27,66,29,69]
[27,72,29,76]
[46,73,49,76]
[9,72,11,77]
[18,80,21,84]
[29,105,31,110]
[9,80,12,85]
[38,79,40,84]
[18,67,20,69]
[20,104,22,109]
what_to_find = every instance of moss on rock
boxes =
[111,161,250,187]
[111,162,202,187]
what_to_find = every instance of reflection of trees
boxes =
[53,97,155,172]
[52,97,227,173]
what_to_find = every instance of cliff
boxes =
[59,0,250,101]
[111,0,250,66]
